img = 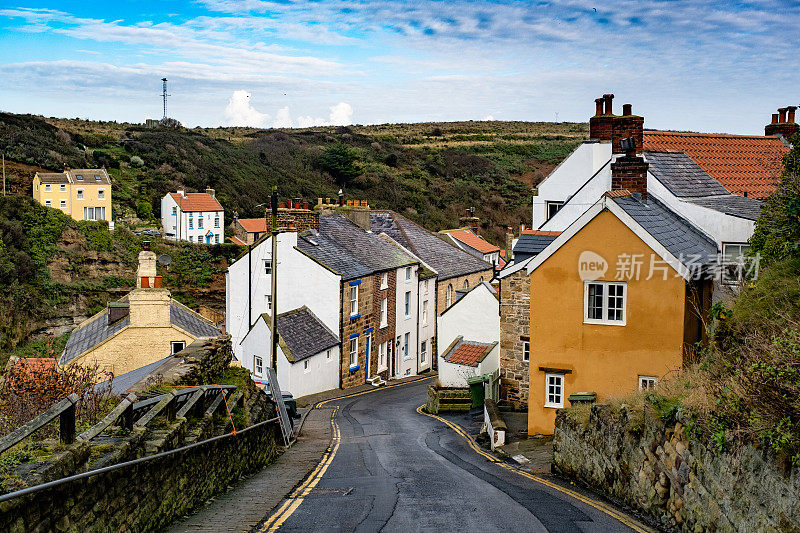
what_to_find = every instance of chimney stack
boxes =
[611,137,649,199]
[338,189,344,206]
[603,93,614,115]
[136,246,162,289]
[595,98,604,116]
[459,207,481,234]
[205,188,215,198]
[590,93,615,141]
[765,106,799,139]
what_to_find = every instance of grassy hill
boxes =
[1,113,587,245]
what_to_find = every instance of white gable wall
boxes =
[226,232,341,362]
[394,265,419,378]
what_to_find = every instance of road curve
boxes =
[256,378,644,533]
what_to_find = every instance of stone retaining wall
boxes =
[426,385,471,414]
[0,418,281,533]
[553,405,800,532]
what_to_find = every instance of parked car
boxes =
[137,229,162,237]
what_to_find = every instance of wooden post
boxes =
[60,401,76,445]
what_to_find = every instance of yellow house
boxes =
[526,190,714,435]
[33,168,112,224]
[60,246,220,378]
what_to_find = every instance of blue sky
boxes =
[0,0,797,133]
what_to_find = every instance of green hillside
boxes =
[1,113,587,245]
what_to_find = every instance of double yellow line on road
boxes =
[258,407,341,532]
[416,405,655,533]
[258,376,434,531]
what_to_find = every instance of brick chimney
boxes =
[611,137,649,199]
[267,198,321,233]
[589,94,615,141]
[459,207,481,234]
[765,106,799,140]
[505,226,514,263]
[205,187,215,198]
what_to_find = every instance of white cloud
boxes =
[273,106,293,128]
[483,114,495,121]
[224,90,270,127]
[291,102,355,128]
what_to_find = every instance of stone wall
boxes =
[0,417,280,532]
[426,385,471,414]
[553,404,800,532]
[499,269,530,409]
[339,273,379,389]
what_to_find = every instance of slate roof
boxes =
[273,307,339,363]
[642,130,788,199]
[685,195,763,221]
[513,232,560,257]
[297,215,416,281]
[62,313,130,364]
[369,211,493,281]
[171,304,222,337]
[37,172,70,184]
[644,152,731,198]
[441,228,499,254]
[61,301,221,365]
[610,193,718,267]
[237,218,267,233]
[67,169,111,185]
[95,356,172,395]
[169,192,223,212]
[442,337,497,367]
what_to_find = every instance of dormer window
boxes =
[76,174,84,181]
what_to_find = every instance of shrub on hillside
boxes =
[317,143,361,186]
[130,155,145,168]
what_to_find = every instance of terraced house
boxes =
[226,203,423,395]
[32,168,112,225]
[161,188,224,244]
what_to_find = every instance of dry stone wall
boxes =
[553,405,800,532]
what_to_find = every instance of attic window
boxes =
[76,174,84,181]
[94,175,101,181]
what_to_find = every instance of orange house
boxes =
[526,190,715,435]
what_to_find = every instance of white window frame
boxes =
[304,360,310,373]
[266,294,272,310]
[44,200,52,207]
[380,272,388,289]
[583,281,626,326]
[350,285,359,317]
[98,189,105,200]
[378,342,387,370]
[544,373,564,408]
[198,217,204,229]
[254,356,263,377]
[380,298,388,328]
[420,340,426,363]
[404,291,411,318]
[215,234,219,244]
[264,258,272,276]
[60,199,67,209]
[214,216,220,228]
[60,184,66,192]
[522,341,530,362]
[349,337,358,368]
[546,201,564,221]
[446,284,453,307]
[405,266,412,282]
[326,349,332,361]
[403,332,410,360]
[76,189,84,200]
[171,341,186,355]
[721,242,750,284]
[422,300,428,324]
[44,183,51,192]
[463,279,469,290]
[639,376,658,390]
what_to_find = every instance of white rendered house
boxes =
[437,281,500,387]
[161,189,224,244]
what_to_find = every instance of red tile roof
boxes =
[170,192,223,212]
[642,130,789,199]
[444,229,499,254]
[604,189,633,198]
[443,338,497,367]
[229,236,246,246]
[237,218,268,233]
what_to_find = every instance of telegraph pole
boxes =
[269,187,279,371]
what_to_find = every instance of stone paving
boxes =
[167,406,334,533]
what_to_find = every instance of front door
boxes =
[364,333,371,382]
[206,233,212,244]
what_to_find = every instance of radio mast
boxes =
[161,78,170,119]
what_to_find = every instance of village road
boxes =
[255,379,644,533]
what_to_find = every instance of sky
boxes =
[0,0,798,133]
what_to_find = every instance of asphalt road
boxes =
[258,378,641,533]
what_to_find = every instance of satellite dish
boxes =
[158,254,172,266]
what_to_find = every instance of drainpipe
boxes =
[248,242,252,329]
[416,269,420,376]
[270,187,279,371]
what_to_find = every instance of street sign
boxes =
[265,367,292,446]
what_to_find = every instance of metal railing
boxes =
[0,385,242,454]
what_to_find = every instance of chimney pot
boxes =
[778,107,788,123]
[594,98,604,116]
[303,201,309,210]
[788,106,797,124]
[623,103,632,116]
[603,93,614,115]
[772,113,779,124]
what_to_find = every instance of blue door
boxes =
[206,233,212,244]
